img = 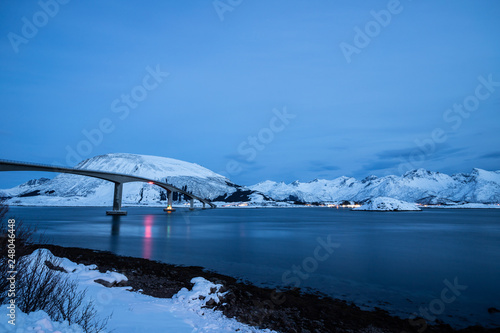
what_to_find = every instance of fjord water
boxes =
[9,207,500,328]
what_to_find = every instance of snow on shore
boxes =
[424,203,500,209]
[1,249,276,333]
[353,197,421,211]
[0,309,86,333]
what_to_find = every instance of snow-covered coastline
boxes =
[1,153,499,208]
[5,200,499,209]
[422,203,500,209]
[0,249,276,333]
[353,197,421,211]
[8,244,496,333]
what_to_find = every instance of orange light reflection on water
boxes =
[143,215,154,259]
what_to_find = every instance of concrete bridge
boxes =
[0,159,216,215]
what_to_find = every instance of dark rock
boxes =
[94,279,114,288]
[94,278,128,288]
[45,260,66,272]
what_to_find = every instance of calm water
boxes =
[8,206,500,328]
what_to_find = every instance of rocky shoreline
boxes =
[30,244,499,333]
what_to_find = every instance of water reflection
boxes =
[111,215,121,236]
[164,213,172,239]
[110,215,122,253]
[143,215,154,259]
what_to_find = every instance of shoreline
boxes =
[7,203,500,209]
[29,243,499,333]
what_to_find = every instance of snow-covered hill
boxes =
[1,154,499,207]
[249,168,500,204]
[0,153,267,206]
[353,197,421,211]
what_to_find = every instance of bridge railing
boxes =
[0,159,70,169]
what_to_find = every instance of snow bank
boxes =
[353,197,421,211]
[1,249,276,333]
[0,308,85,333]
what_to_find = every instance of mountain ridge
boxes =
[1,154,499,206]
[249,168,500,204]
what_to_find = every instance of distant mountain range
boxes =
[249,168,500,204]
[1,153,499,206]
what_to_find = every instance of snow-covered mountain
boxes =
[1,154,499,206]
[0,153,267,206]
[249,168,500,204]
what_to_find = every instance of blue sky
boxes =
[1,0,499,188]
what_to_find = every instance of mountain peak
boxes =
[75,153,227,181]
[21,178,51,187]
[402,168,435,179]
[361,175,378,183]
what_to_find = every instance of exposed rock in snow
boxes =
[353,197,421,211]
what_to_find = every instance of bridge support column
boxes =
[106,183,127,215]
[164,190,176,212]
[189,198,195,210]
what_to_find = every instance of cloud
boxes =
[375,148,416,160]
[376,145,466,161]
[223,153,258,166]
[479,152,500,159]
[356,145,468,176]
[428,147,467,161]
[360,160,399,172]
[308,161,340,172]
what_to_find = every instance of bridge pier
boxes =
[164,190,176,212]
[106,183,127,215]
[189,198,195,210]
